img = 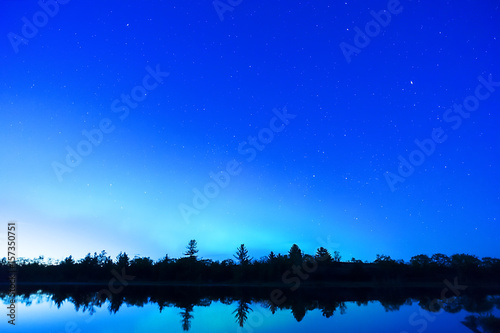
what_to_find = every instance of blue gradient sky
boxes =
[1,0,499,262]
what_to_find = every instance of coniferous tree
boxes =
[116,252,130,268]
[315,247,332,262]
[332,251,342,263]
[234,244,252,265]
[289,244,303,265]
[184,240,199,259]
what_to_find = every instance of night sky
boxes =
[1,0,499,263]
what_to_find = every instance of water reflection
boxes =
[180,305,194,331]
[2,285,500,331]
[233,299,252,327]
[462,314,500,333]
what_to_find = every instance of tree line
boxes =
[1,240,499,285]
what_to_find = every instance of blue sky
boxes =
[0,0,499,262]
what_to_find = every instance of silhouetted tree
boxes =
[410,254,432,268]
[59,255,76,280]
[130,256,154,280]
[234,244,252,265]
[156,254,173,281]
[6,247,500,286]
[451,254,481,269]
[97,250,112,268]
[79,253,100,280]
[62,256,75,265]
[116,252,130,268]
[481,257,500,269]
[431,253,451,267]
[80,253,97,266]
[315,247,332,262]
[451,254,482,282]
[375,254,394,263]
[184,240,199,259]
[222,259,235,266]
[288,244,303,265]
[268,251,276,262]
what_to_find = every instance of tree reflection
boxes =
[1,285,499,330]
[290,301,307,322]
[460,295,497,314]
[180,305,194,331]
[317,300,346,318]
[462,314,500,333]
[232,299,252,327]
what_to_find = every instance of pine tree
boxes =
[184,240,199,259]
[234,244,252,265]
[315,247,332,262]
[288,244,303,265]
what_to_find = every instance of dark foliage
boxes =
[1,243,499,286]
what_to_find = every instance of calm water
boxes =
[1,285,499,332]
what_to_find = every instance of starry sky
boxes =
[1,0,499,263]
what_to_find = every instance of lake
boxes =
[1,284,499,332]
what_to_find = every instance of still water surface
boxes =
[1,285,499,332]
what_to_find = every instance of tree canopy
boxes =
[2,241,499,286]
